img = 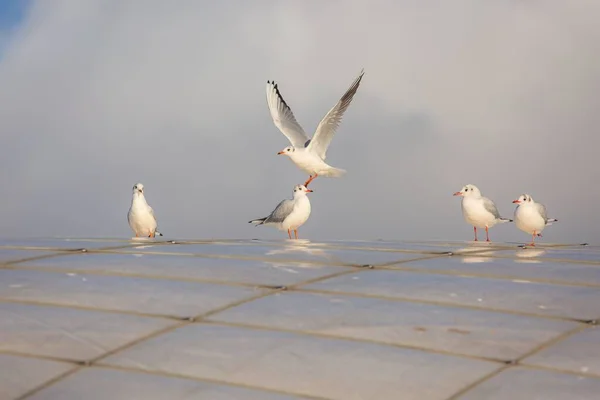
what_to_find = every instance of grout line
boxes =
[517,363,600,380]
[199,320,508,364]
[89,364,331,400]
[444,323,592,400]
[291,287,592,323]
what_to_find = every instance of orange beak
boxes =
[512,200,520,203]
[277,151,285,155]
[306,189,313,193]
[453,192,462,196]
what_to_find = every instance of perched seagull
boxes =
[266,69,365,187]
[127,183,163,238]
[249,184,313,239]
[453,184,512,242]
[512,194,558,246]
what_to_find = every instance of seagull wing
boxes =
[264,199,295,224]
[482,197,501,219]
[266,80,310,148]
[306,69,365,160]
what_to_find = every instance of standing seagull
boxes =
[266,70,365,187]
[249,184,313,239]
[453,184,512,242]
[512,194,557,246]
[127,183,163,238]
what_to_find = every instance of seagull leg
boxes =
[304,174,318,187]
[485,226,491,242]
[135,233,139,238]
[529,231,536,247]
[287,229,292,239]
[294,229,298,239]
[473,227,478,241]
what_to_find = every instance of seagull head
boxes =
[513,194,532,204]
[293,184,313,198]
[453,184,481,197]
[277,146,296,156]
[133,183,144,195]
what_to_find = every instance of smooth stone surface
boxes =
[102,324,501,400]
[303,270,600,320]
[0,269,263,317]
[209,291,580,360]
[0,302,176,361]
[0,354,74,399]
[21,252,348,287]
[523,326,600,376]
[28,367,309,400]
[456,367,600,400]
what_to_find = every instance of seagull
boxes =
[249,184,313,239]
[453,184,512,242]
[127,183,163,238]
[266,69,365,187]
[512,194,558,246]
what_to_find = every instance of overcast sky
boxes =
[0,0,598,244]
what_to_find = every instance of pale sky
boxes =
[0,0,598,243]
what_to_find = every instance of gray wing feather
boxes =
[264,199,295,224]
[307,69,365,160]
[482,197,501,219]
[536,203,548,223]
[266,81,310,148]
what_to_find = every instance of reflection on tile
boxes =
[398,254,600,286]
[102,324,500,400]
[209,292,579,360]
[28,367,307,400]
[0,270,262,317]
[0,238,139,251]
[0,303,176,361]
[123,242,425,266]
[535,248,600,263]
[456,367,600,400]
[523,326,600,376]
[0,354,74,400]
[0,249,59,263]
[303,270,600,320]
[22,253,348,287]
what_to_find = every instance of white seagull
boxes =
[512,194,558,246]
[453,184,512,242]
[249,184,313,239]
[127,183,163,238]
[266,69,365,187]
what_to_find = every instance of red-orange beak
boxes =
[512,200,520,204]
[306,189,313,193]
[453,192,462,196]
[277,151,285,155]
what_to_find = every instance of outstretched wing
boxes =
[266,80,310,148]
[482,197,501,219]
[264,199,295,224]
[307,69,365,160]
[536,203,548,223]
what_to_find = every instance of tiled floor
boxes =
[0,238,598,400]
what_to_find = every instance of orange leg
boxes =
[135,233,139,238]
[485,226,490,242]
[529,231,536,246]
[148,231,155,238]
[304,174,318,187]
[287,229,292,239]
[294,229,298,239]
[473,226,478,241]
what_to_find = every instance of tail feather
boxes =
[322,167,346,178]
[499,218,513,223]
[249,218,266,226]
[546,218,558,226]
[155,230,163,237]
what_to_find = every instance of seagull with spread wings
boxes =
[266,70,365,187]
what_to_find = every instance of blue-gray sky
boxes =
[0,0,598,243]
